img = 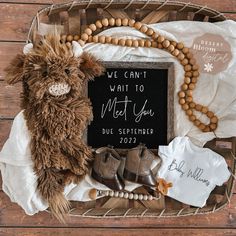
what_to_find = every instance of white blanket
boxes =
[1,20,236,215]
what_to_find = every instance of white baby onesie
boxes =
[158,137,231,207]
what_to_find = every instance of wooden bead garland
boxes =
[61,18,218,132]
[88,189,160,201]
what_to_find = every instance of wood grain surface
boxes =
[0,0,236,235]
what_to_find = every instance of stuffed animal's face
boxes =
[5,34,104,100]
[24,53,94,99]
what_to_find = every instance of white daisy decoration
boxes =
[204,63,214,73]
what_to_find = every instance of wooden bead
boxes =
[78,39,85,46]
[184,65,192,72]
[138,39,145,47]
[191,77,198,83]
[178,91,185,98]
[196,104,202,111]
[148,195,153,201]
[144,40,152,47]
[194,119,201,126]
[102,18,109,27]
[201,106,208,114]
[172,49,180,56]
[186,109,193,116]
[189,102,196,108]
[162,39,170,48]
[157,36,165,43]
[134,22,142,30]
[199,123,206,130]
[211,116,218,123]
[87,36,93,42]
[207,111,214,118]
[122,18,129,26]
[89,24,97,31]
[152,32,159,39]
[115,18,122,26]
[203,126,210,132]
[66,34,73,42]
[157,43,163,49]
[125,39,133,47]
[188,83,195,90]
[118,38,126,46]
[73,35,80,41]
[114,191,119,197]
[190,115,196,121]
[146,28,154,36]
[177,42,184,50]
[182,47,189,54]
[171,41,177,47]
[168,44,175,52]
[186,52,193,59]
[61,34,67,42]
[181,84,188,90]
[151,41,158,48]
[138,194,144,200]
[81,33,89,41]
[95,20,103,28]
[182,104,189,110]
[128,19,135,27]
[192,64,199,71]
[105,36,112,43]
[184,77,191,84]
[177,53,185,61]
[111,38,119,45]
[189,58,196,65]
[185,71,193,77]
[108,18,115,26]
[181,59,189,66]
[186,96,193,102]
[128,193,133,199]
[98,35,106,44]
[179,98,186,105]
[92,35,99,43]
[84,28,92,36]
[132,40,139,47]
[186,90,193,96]
[140,25,148,33]
[193,71,199,77]
[210,123,217,130]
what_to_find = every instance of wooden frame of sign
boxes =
[87,61,175,151]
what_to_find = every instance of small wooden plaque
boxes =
[87,62,175,149]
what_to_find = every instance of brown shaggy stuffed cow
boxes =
[4,34,104,222]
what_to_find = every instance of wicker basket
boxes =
[26,0,235,218]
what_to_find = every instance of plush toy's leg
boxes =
[36,168,70,223]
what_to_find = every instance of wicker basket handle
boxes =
[27,0,226,43]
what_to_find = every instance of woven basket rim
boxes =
[24,0,235,219]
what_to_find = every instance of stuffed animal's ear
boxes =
[79,52,104,80]
[4,54,25,85]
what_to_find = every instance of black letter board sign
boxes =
[87,62,174,149]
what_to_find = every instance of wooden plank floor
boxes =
[0,0,236,235]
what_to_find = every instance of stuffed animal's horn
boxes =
[72,41,83,57]
[23,43,33,55]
